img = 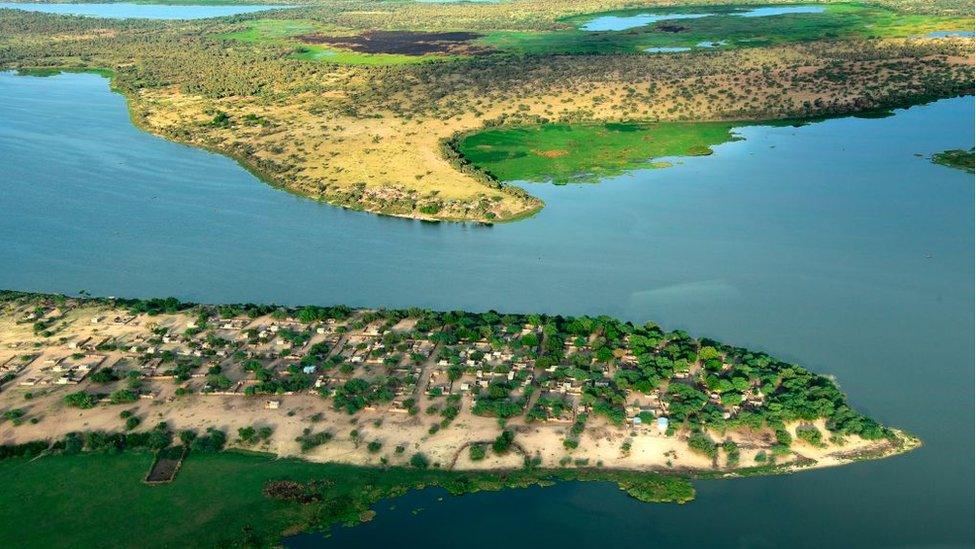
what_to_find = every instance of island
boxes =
[931,147,975,173]
[1,1,972,221]
[0,290,918,546]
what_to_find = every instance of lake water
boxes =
[0,2,289,19]
[0,71,973,547]
[582,5,825,31]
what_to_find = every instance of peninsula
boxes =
[1,0,972,221]
[0,291,917,545]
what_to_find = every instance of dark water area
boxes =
[1,71,973,547]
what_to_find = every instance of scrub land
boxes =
[0,291,918,545]
[0,0,972,221]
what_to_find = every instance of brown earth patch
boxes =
[297,30,493,56]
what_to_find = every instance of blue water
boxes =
[581,12,709,32]
[0,2,289,19]
[927,30,975,38]
[1,71,973,547]
[582,5,826,31]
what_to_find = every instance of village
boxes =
[0,294,900,472]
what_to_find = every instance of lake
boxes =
[0,2,290,19]
[581,5,825,31]
[0,71,972,547]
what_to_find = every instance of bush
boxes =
[688,431,717,459]
[469,443,486,461]
[410,453,430,469]
[795,424,824,447]
[722,440,740,467]
[63,391,97,409]
[296,429,333,453]
[109,389,138,405]
[492,430,514,455]
[190,428,227,453]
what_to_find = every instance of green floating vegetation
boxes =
[483,3,973,55]
[931,148,975,173]
[0,449,693,548]
[456,121,741,183]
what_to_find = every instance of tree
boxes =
[109,389,138,405]
[492,430,515,455]
[179,429,197,446]
[63,391,97,409]
[410,452,430,469]
[238,426,257,443]
[147,424,173,450]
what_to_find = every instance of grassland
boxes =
[931,147,975,172]
[0,450,693,547]
[491,3,976,55]
[457,121,742,183]
[291,45,453,66]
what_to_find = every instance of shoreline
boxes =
[5,65,972,224]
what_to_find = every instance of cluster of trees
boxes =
[244,360,316,395]
[296,428,333,453]
[472,380,526,418]
[328,377,399,414]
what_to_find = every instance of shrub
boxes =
[63,391,97,409]
[688,431,717,459]
[469,443,487,461]
[410,453,430,469]
[492,430,515,455]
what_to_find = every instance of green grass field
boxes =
[218,19,319,43]
[290,45,451,66]
[457,121,743,183]
[0,451,694,547]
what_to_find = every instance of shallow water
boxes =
[581,12,708,32]
[644,46,691,53]
[581,5,826,31]
[1,71,973,547]
[927,30,975,38]
[0,2,289,19]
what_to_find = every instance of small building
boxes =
[265,400,281,410]
[656,417,669,433]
